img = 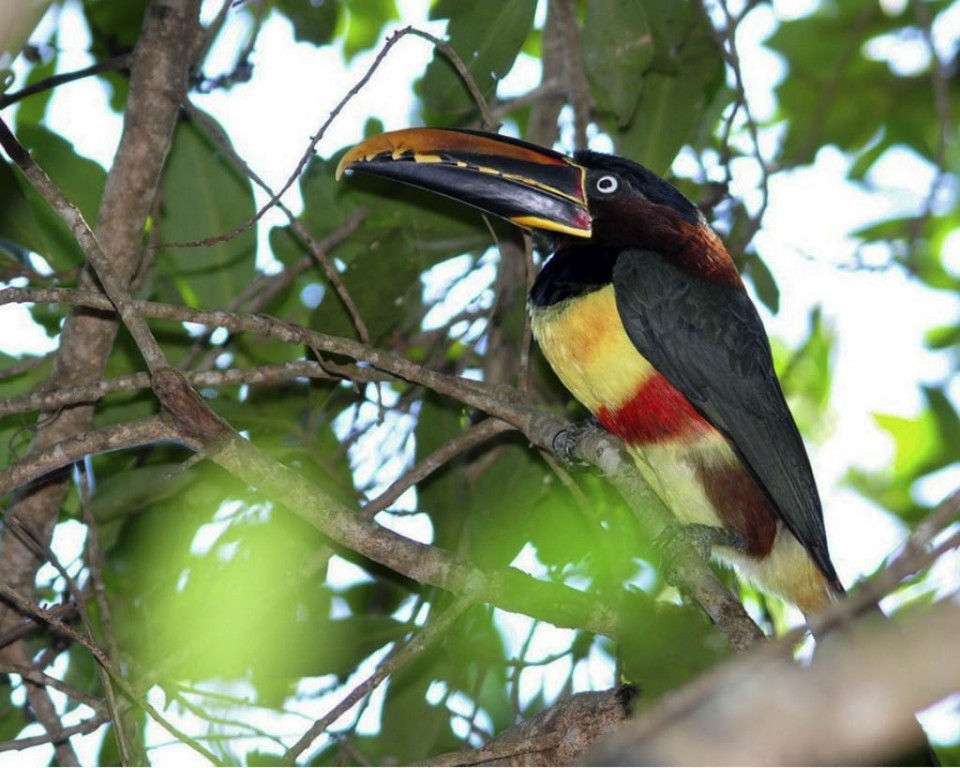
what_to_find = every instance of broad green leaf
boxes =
[619,590,732,700]
[342,0,399,60]
[0,678,27,742]
[607,2,724,174]
[83,0,147,53]
[848,387,960,522]
[741,249,780,314]
[376,658,462,763]
[92,462,201,524]
[853,213,960,292]
[582,0,653,125]
[277,0,340,46]
[155,116,257,308]
[414,392,470,550]
[0,159,46,258]
[767,0,955,170]
[11,41,57,128]
[774,307,835,440]
[13,123,107,271]
[297,153,490,341]
[926,322,960,352]
[417,0,537,123]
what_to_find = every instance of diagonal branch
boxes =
[284,593,478,762]
[0,284,764,650]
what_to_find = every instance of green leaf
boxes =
[417,0,537,122]
[606,1,724,174]
[581,0,653,125]
[92,462,200,519]
[155,116,257,308]
[84,0,147,53]
[742,250,780,314]
[297,152,490,341]
[13,123,107,270]
[619,590,732,699]
[853,213,960,292]
[774,307,835,440]
[376,661,461,763]
[0,677,27,741]
[848,387,960,522]
[767,0,955,170]
[276,0,340,46]
[0,160,46,258]
[342,0,399,60]
[11,41,57,128]
[414,393,470,550]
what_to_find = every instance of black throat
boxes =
[529,245,620,309]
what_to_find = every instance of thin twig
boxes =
[284,593,478,762]
[0,581,223,765]
[707,0,770,256]
[157,24,493,252]
[79,464,141,764]
[0,355,389,419]
[363,418,514,518]
[183,101,372,344]
[0,711,109,753]
[0,54,133,109]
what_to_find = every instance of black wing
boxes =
[612,249,839,585]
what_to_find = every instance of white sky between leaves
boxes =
[0,0,959,765]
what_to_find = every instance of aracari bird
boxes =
[337,128,843,615]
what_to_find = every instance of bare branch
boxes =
[589,598,960,766]
[0,416,192,496]
[363,418,515,519]
[425,686,636,767]
[0,54,133,109]
[0,285,763,649]
[285,593,477,762]
[550,0,592,150]
[183,100,373,345]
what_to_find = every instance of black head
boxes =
[574,150,704,226]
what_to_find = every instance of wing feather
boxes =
[612,249,839,585]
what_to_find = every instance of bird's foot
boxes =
[551,416,604,472]
[656,523,746,572]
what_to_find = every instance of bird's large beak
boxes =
[336,128,593,238]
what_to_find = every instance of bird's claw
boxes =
[551,417,603,472]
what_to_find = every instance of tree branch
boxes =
[285,593,477,762]
[588,598,960,765]
[0,285,763,650]
[0,415,192,496]
[0,54,133,109]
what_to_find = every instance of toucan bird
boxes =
[336,128,844,615]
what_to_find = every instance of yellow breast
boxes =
[530,285,656,414]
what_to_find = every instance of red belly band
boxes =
[596,374,710,444]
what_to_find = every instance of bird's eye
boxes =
[595,175,619,194]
